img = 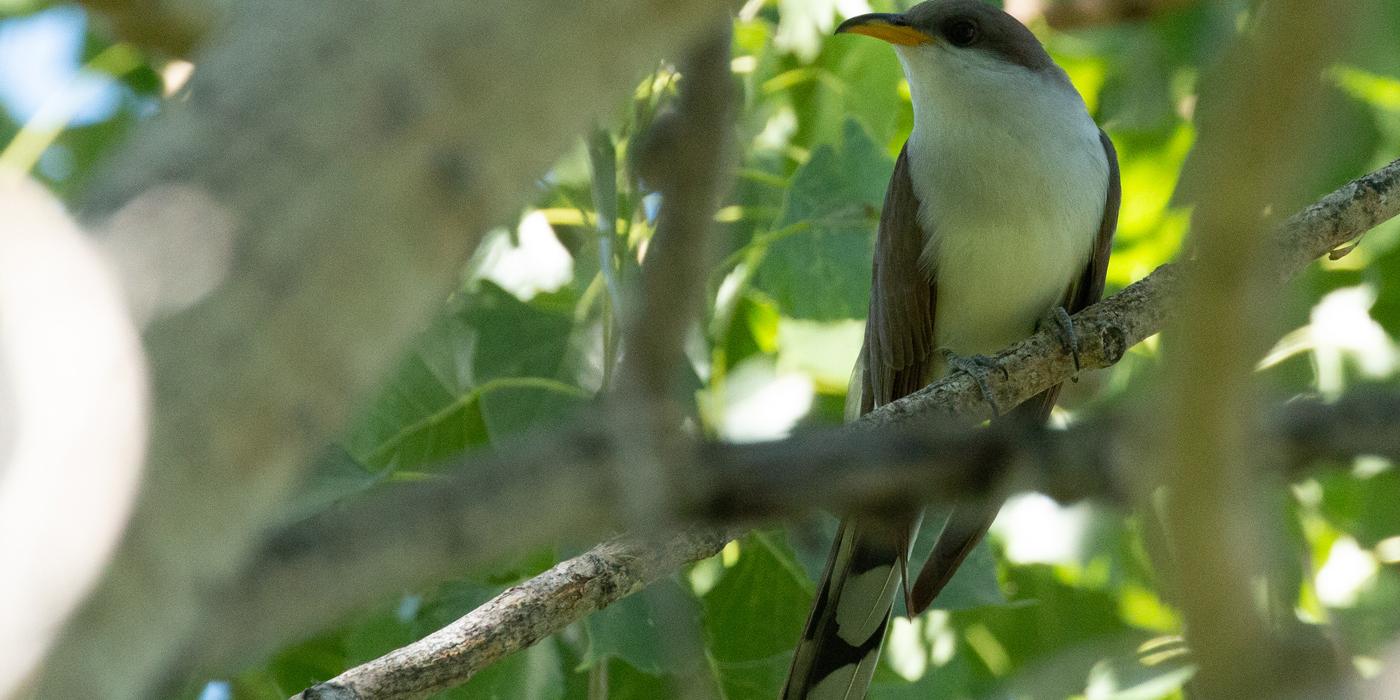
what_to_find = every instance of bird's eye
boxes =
[944,18,979,47]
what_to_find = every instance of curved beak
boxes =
[834,13,933,46]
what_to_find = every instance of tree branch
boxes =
[244,154,1400,698]
[296,389,1400,699]
[293,529,738,700]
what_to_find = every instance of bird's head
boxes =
[836,0,1060,102]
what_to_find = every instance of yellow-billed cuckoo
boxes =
[781,2,1120,698]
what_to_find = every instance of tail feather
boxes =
[785,378,1063,697]
[910,386,1059,614]
[782,522,906,700]
[909,504,999,614]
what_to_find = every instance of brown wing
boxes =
[908,129,1122,614]
[782,144,940,699]
[861,144,937,411]
[1068,129,1121,316]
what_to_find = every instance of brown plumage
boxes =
[781,4,1122,692]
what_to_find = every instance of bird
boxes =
[780,2,1120,698]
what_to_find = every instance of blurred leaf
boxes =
[1094,29,1176,133]
[756,119,888,320]
[957,563,1132,676]
[776,318,864,393]
[798,33,906,150]
[282,446,386,519]
[265,634,348,697]
[596,659,674,700]
[1318,469,1400,548]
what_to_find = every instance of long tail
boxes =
[781,520,908,700]
[908,386,1060,614]
[910,504,999,611]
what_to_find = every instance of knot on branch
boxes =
[1100,323,1128,364]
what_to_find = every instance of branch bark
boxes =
[293,529,738,700]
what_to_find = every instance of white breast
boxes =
[898,47,1108,361]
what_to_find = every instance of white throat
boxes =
[896,44,1109,359]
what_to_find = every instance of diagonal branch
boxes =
[261,157,1400,698]
[293,529,738,700]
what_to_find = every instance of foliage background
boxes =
[6,0,1400,698]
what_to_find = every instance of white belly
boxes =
[906,97,1108,361]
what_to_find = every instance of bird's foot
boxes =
[1039,307,1081,381]
[939,348,1006,417]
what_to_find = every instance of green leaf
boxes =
[702,532,815,699]
[795,33,907,150]
[1318,468,1400,548]
[342,282,587,472]
[264,633,348,697]
[581,584,677,675]
[446,638,567,700]
[755,119,889,320]
[598,659,675,700]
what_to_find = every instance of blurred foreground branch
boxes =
[296,388,1400,699]
[30,1,734,698]
[1157,0,1354,696]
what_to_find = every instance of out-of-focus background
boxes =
[5,0,1400,698]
